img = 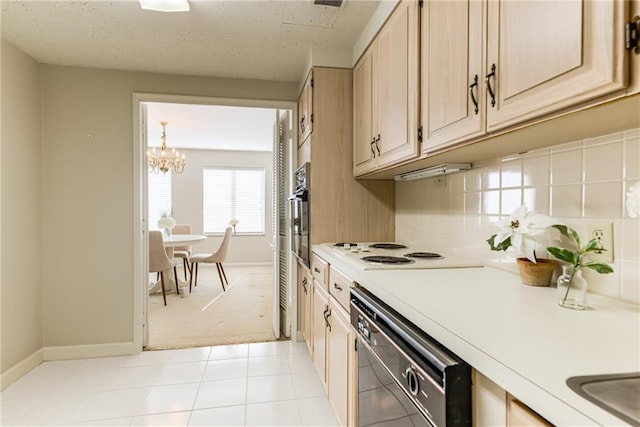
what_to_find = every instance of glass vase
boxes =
[163,228,171,239]
[557,266,588,310]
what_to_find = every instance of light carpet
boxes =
[146,264,276,350]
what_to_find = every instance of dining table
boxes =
[148,233,207,295]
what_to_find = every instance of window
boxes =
[148,171,172,230]
[203,167,265,235]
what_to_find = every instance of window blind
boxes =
[203,167,265,234]
[148,171,172,230]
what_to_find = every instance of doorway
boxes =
[132,93,296,351]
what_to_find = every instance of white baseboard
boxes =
[43,341,137,361]
[1,348,44,391]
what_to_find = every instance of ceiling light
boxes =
[139,0,189,12]
[394,163,471,181]
[147,121,187,174]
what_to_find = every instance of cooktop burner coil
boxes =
[370,243,408,250]
[361,255,414,265]
[404,252,443,259]
[334,242,358,247]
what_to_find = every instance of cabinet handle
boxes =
[370,138,376,158]
[300,115,306,131]
[469,74,479,115]
[375,134,381,156]
[314,267,320,273]
[325,308,332,331]
[485,64,496,107]
[333,283,343,291]
[302,277,308,294]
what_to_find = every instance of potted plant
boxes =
[487,205,558,286]
[547,225,613,310]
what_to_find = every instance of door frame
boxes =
[132,93,297,351]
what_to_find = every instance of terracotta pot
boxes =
[516,258,556,287]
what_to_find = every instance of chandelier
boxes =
[147,121,186,174]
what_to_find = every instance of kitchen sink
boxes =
[567,372,640,425]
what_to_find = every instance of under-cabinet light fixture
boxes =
[394,163,471,182]
[139,0,189,12]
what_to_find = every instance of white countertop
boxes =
[313,244,640,426]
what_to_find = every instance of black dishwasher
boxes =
[351,287,471,427]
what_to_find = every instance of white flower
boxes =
[626,182,640,218]
[229,219,239,226]
[157,214,176,230]
[493,205,557,263]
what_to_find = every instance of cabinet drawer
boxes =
[311,253,329,290]
[329,267,353,311]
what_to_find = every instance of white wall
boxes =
[396,128,640,304]
[1,40,44,376]
[40,64,297,348]
[170,148,274,264]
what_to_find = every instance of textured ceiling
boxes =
[1,0,380,82]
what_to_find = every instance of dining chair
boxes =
[172,224,192,280]
[149,230,179,306]
[189,227,232,293]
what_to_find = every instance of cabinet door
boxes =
[376,0,419,168]
[486,0,627,131]
[327,300,351,427]
[299,268,312,352]
[353,45,377,176]
[312,283,329,387]
[299,71,313,144]
[422,0,485,154]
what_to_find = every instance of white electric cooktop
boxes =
[321,242,483,270]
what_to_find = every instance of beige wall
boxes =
[170,148,274,264]
[396,128,640,304]
[40,65,297,347]
[1,40,44,374]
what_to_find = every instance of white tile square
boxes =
[75,387,152,422]
[137,383,200,415]
[298,396,339,427]
[464,192,481,215]
[33,391,94,425]
[247,374,297,403]
[551,185,583,218]
[292,372,326,398]
[523,154,550,187]
[248,355,291,377]
[451,193,464,214]
[287,352,316,374]
[584,131,623,146]
[248,341,291,357]
[482,190,500,215]
[193,378,247,409]
[209,343,249,360]
[131,411,191,426]
[501,158,522,188]
[621,261,640,304]
[245,400,302,426]
[54,367,119,393]
[481,165,501,190]
[188,405,246,426]
[584,265,620,299]
[464,168,482,191]
[584,142,623,182]
[551,149,583,185]
[624,136,640,180]
[203,358,248,381]
[449,172,465,193]
[111,365,162,389]
[500,189,522,215]
[124,350,171,367]
[523,187,550,215]
[584,182,623,218]
[621,220,640,261]
[155,361,207,386]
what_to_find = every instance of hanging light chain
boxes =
[147,121,187,174]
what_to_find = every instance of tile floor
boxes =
[1,341,339,426]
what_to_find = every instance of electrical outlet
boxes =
[586,222,614,263]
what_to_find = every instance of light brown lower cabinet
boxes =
[506,394,552,427]
[327,299,351,427]
[297,262,313,353]
[312,282,329,388]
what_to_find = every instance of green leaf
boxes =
[584,238,605,253]
[584,262,614,274]
[487,235,511,252]
[569,228,581,247]
[553,224,570,238]
[548,246,578,265]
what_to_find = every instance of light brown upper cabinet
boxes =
[298,70,313,146]
[422,0,630,155]
[354,0,420,177]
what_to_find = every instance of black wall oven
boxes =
[289,163,310,267]
[351,286,471,427]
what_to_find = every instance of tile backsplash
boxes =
[396,128,640,304]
